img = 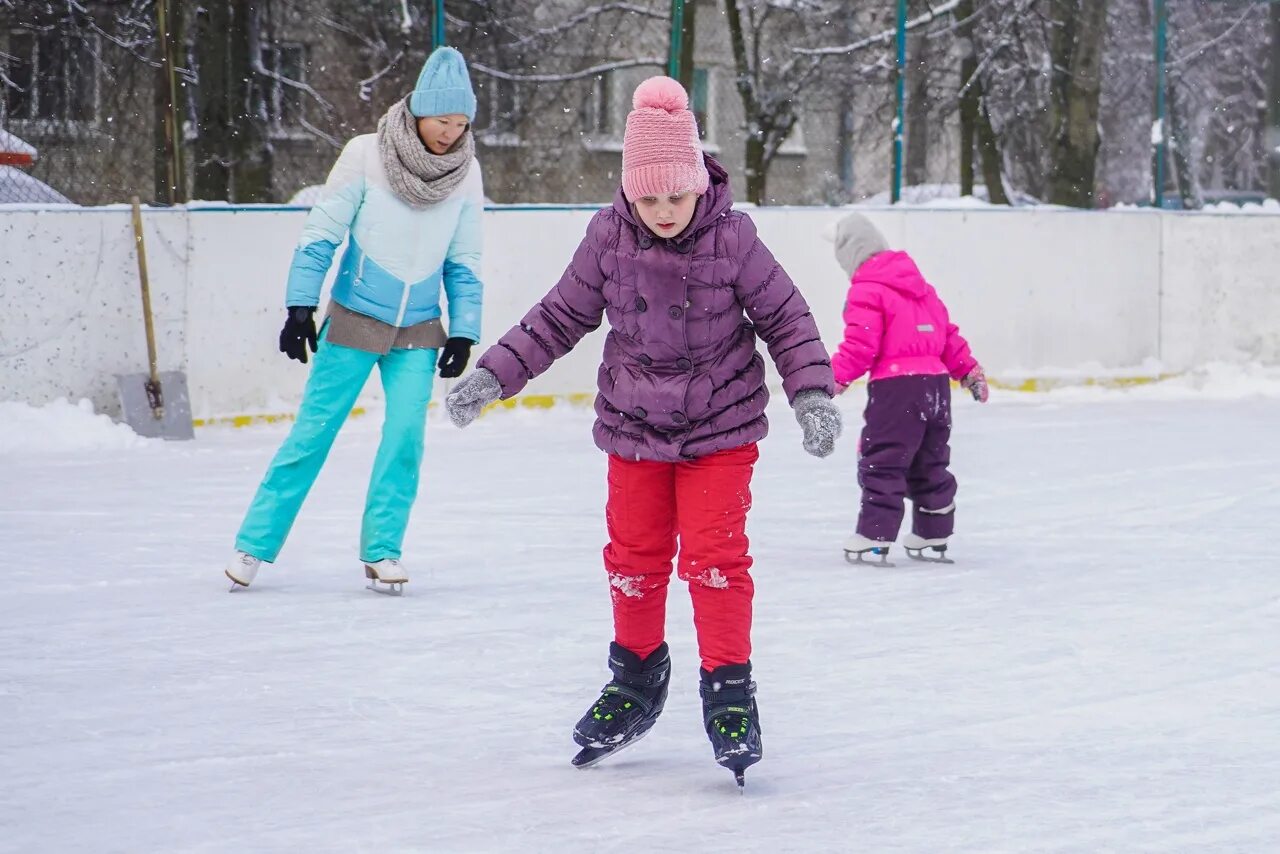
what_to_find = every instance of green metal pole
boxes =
[433,0,446,49]
[157,0,184,204]
[1154,0,1167,208]
[892,0,906,203]
[668,0,686,80]
[1270,0,1280,199]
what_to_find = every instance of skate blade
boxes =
[905,548,954,565]
[844,549,895,568]
[225,570,249,592]
[717,750,760,792]
[571,728,650,769]
[364,565,406,595]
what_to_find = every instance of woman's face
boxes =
[633,191,699,238]
[417,114,470,155]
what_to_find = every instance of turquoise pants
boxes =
[236,325,437,563]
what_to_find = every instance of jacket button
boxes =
[639,355,653,366]
[668,305,683,319]
[634,407,647,419]
[676,358,692,371]
[673,411,687,424]
[635,296,647,312]
[639,236,653,250]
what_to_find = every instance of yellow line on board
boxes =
[193,407,369,429]
[191,376,1177,428]
[989,374,1177,393]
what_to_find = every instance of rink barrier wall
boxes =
[2,204,1277,423]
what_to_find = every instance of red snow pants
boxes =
[603,443,759,672]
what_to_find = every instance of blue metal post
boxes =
[892,0,906,203]
[669,0,686,80]
[433,0,446,49]
[1153,0,1167,207]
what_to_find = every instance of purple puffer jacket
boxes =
[478,156,835,462]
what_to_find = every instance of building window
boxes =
[260,43,307,135]
[3,30,99,125]
[583,71,614,137]
[474,76,521,146]
[691,67,711,142]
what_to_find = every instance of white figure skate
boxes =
[364,559,408,595]
[225,552,261,590]
[843,534,894,567]
[903,533,954,564]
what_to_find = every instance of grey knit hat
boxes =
[831,213,890,278]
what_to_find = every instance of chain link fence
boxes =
[2,7,170,205]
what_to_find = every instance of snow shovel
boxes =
[116,196,194,440]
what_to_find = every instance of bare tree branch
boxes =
[794,0,962,56]
[508,3,667,46]
[470,58,664,83]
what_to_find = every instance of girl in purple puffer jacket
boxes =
[445,76,840,784]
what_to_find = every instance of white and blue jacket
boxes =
[285,133,484,343]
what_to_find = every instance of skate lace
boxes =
[590,690,637,723]
[239,554,257,567]
[711,711,752,741]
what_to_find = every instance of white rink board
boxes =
[0,208,189,413]
[1,205,1277,418]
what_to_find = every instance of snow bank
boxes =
[0,399,147,455]
[287,185,325,205]
[999,362,1280,403]
[856,182,1043,207]
[0,167,73,205]
[1199,198,1280,215]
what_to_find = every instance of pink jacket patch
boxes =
[830,251,977,386]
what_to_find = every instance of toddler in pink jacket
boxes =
[829,213,988,564]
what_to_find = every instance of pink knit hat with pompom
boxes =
[621,76,709,202]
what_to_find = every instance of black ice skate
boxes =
[700,663,763,791]
[571,642,670,769]
[903,533,954,564]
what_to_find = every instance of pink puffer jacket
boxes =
[830,250,977,386]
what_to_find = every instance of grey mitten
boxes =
[445,368,502,428]
[793,389,843,458]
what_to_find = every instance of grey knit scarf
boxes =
[377,96,474,207]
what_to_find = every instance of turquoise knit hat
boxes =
[409,46,477,121]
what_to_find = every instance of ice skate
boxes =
[364,559,408,595]
[903,533,954,564]
[843,533,895,567]
[571,642,670,769]
[700,663,762,791]
[225,552,261,590]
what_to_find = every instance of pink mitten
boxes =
[961,367,989,403]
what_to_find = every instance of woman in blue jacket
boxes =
[225,46,484,593]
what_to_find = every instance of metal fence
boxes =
[1,1,1277,209]
[2,21,165,205]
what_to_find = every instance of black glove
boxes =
[438,336,473,378]
[279,306,318,364]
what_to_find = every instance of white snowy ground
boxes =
[2,376,1279,853]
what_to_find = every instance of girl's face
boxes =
[634,191,699,238]
[417,114,470,155]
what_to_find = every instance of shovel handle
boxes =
[130,196,162,395]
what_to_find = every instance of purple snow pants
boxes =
[856,373,958,541]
